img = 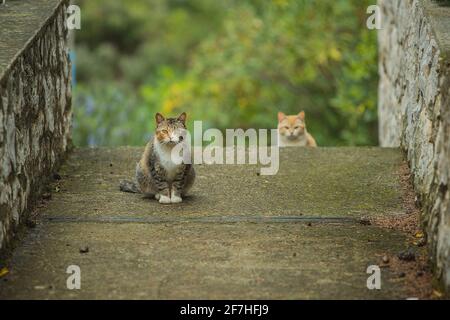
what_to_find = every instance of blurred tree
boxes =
[74,0,378,147]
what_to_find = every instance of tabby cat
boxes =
[120,112,195,204]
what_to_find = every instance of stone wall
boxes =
[378,0,450,292]
[0,0,71,252]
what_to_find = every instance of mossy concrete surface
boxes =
[0,147,419,299]
[0,0,64,79]
[422,0,450,58]
[1,222,409,299]
[38,147,404,220]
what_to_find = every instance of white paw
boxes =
[159,195,171,204]
[171,195,182,203]
[155,193,161,200]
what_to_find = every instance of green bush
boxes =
[73,0,379,147]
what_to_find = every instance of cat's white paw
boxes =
[171,195,182,203]
[159,195,171,204]
[155,193,161,200]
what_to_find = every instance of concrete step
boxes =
[37,147,404,219]
[0,147,430,299]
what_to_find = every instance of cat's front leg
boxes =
[155,179,170,204]
[170,189,182,203]
[170,165,190,203]
[157,188,171,204]
[150,163,171,204]
[170,180,183,203]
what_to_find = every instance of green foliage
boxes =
[73,0,379,147]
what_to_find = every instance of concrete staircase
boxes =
[0,147,431,299]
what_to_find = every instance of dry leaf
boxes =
[415,232,424,238]
[432,290,443,298]
[0,267,9,278]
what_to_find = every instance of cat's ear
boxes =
[278,112,286,122]
[298,111,305,120]
[177,112,187,125]
[155,113,165,124]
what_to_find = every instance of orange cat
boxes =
[277,111,317,147]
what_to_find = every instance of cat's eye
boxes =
[161,129,168,134]
[284,126,289,130]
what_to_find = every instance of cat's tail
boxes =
[119,180,141,193]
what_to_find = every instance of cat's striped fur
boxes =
[120,112,195,204]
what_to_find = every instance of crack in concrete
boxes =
[43,215,357,224]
